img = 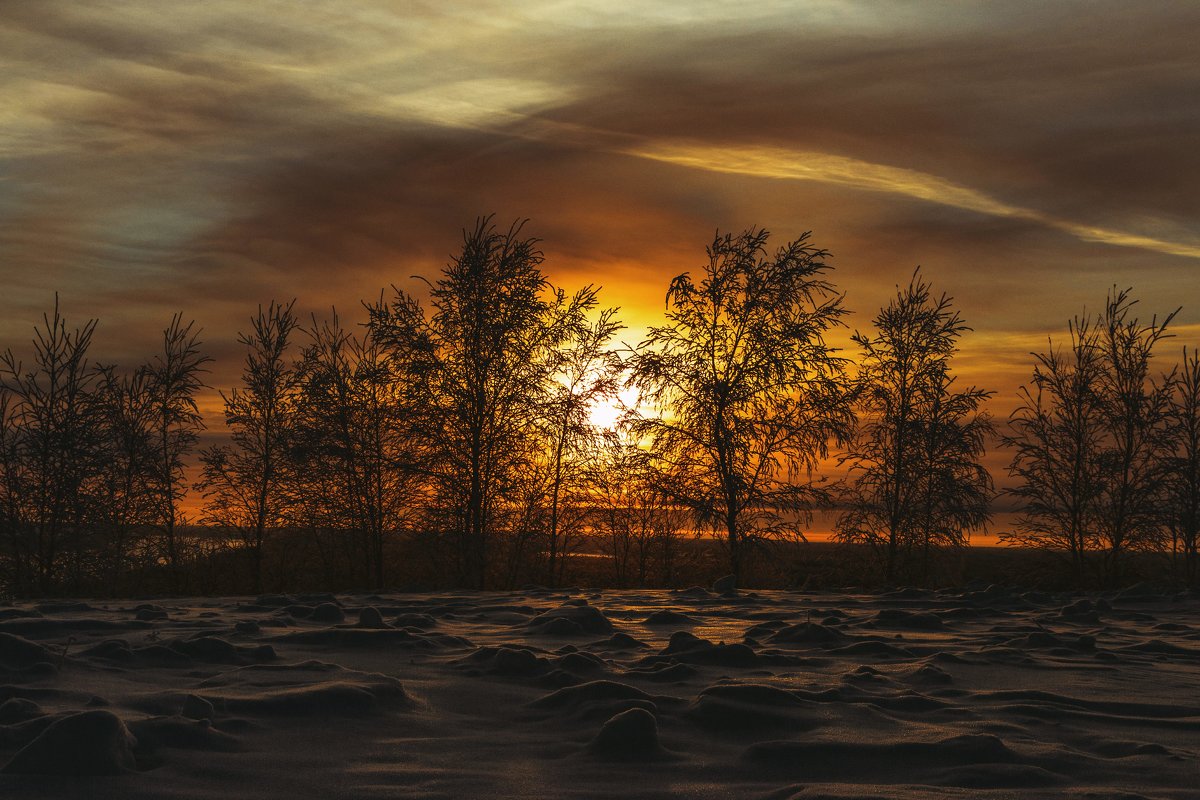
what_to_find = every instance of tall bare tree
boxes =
[542,308,623,586]
[197,301,298,594]
[1004,290,1178,586]
[92,364,157,594]
[1165,348,1200,586]
[1003,314,1106,582]
[836,273,993,584]
[372,218,598,588]
[293,308,425,590]
[911,371,994,580]
[144,314,210,592]
[628,228,854,585]
[0,298,102,594]
[0,388,28,594]
[1092,289,1177,585]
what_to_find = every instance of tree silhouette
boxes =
[1004,290,1178,586]
[197,301,298,594]
[372,218,598,588]
[910,371,993,579]
[293,308,425,590]
[1165,348,1200,586]
[593,434,688,587]
[92,364,157,594]
[1004,313,1106,582]
[628,228,853,585]
[836,272,993,584]
[144,314,209,593]
[1092,289,1177,585]
[541,308,623,587]
[0,388,25,594]
[0,299,102,594]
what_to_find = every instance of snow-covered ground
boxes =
[1,585,1197,798]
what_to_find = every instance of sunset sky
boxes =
[3,1,1199,466]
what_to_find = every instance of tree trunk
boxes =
[727,512,740,585]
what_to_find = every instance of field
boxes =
[0,585,1197,799]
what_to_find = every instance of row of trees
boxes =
[0,307,209,595]
[1,218,1196,595]
[835,281,1200,588]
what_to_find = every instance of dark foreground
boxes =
[0,586,1196,799]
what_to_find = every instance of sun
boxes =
[588,397,623,430]
[587,388,641,430]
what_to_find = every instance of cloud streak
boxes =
[627,142,1200,260]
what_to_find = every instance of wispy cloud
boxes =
[628,142,1200,261]
[380,79,573,129]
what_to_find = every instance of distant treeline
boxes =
[1,218,1197,597]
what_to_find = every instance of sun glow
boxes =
[587,387,641,431]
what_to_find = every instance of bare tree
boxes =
[628,228,853,585]
[144,314,210,592]
[293,308,425,590]
[1165,348,1200,586]
[92,364,157,594]
[371,218,597,589]
[0,389,28,594]
[593,435,688,587]
[0,298,103,594]
[1092,289,1177,585]
[1004,290,1178,586]
[197,301,298,594]
[542,308,623,587]
[910,371,994,581]
[836,272,993,584]
[1003,314,1106,582]
[593,437,646,587]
